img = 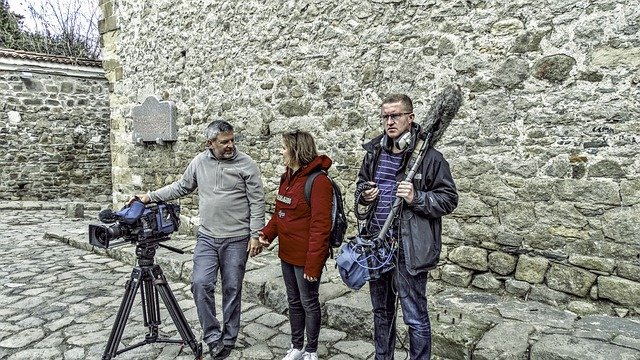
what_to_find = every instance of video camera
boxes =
[88,199,180,249]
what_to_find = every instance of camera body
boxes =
[89,200,180,249]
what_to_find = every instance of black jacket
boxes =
[356,123,458,275]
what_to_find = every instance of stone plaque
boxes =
[131,96,178,144]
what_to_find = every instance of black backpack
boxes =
[304,170,348,257]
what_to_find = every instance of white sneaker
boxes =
[282,345,305,360]
[303,351,318,360]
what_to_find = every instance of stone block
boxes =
[491,57,530,89]
[566,301,601,316]
[244,264,282,305]
[532,54,576,83]
[332,340,375,360]
[603,206,640,246]
[620,179,640,206]
[598,276,640,306]
[65,203,85,218]
[530,334,640,360]
[325,291,372,340]
[155,251,191,281]
[555,179,620,206]
[505,279,530,297]
[546,263,597,297]
[488,251,517,275]
[592,47,640,68]
[617,262,640,282]
[473,322,533,360]
[471,273,502,291]
[496,300,576,329]
[441,264,473,287]
[490,18,524,36]
[497,201,536,231]
[568,254,616,273]
[514,255,548,284]
[529,284,570,306]
[432,310,492,360]
[449,245,488,271]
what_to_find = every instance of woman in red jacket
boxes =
[259,130,333,360]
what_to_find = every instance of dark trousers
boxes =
[281,260,322,353]
[369,247,431,359]
[191,232,249,347]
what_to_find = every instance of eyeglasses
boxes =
[379,112,412,122]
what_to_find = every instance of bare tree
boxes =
[4,0,100,59]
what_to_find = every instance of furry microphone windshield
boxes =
[421,84,463,146]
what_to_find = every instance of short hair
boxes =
[282,130,318,167]
[382,94,413,112]
[205,120,234,141]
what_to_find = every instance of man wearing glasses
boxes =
[355,94,458,359]
[135,120,265,359]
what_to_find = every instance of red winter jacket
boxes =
[261,155,333,278]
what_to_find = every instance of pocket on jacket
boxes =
[405,218,441,272]
[276,195,308,221]
[219,167,240,190]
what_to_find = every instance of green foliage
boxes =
[0,0,27,49]
[0,0,99,60]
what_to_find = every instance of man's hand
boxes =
[361,181,379,203]
[396,181,415,204]
[247,237,263,257]
[129,194,151,205]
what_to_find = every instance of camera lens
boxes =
[89,224,124,248]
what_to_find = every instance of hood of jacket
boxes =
[284,154,333,182]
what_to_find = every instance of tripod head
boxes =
[134,236,184,266]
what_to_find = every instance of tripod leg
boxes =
[102,267,143,360]
[140,267,161,342]
[151,265,203,359]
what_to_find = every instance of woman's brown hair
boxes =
[282,130,318,168]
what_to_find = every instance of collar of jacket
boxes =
[207,147,238,161]
[362,122,423,154]
[284,155,332,181]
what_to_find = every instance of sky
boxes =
[7,0,37,31]
[7,0,98,35]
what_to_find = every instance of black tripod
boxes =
[102,238,203,359]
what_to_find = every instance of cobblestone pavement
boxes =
[0,207,377,360]
[1,203,639,360]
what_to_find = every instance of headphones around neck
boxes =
[380,131,412,152]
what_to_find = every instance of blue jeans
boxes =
[191,232,249,347]
[281,260,322,353]
[369,246,431,359]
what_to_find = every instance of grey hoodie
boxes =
[149,149,265,238]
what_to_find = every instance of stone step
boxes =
[48,229,640,360]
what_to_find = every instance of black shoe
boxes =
[208,341,223,359]
[213,345,233,359]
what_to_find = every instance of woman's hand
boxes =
[304,273,318,282]
[258,231,270,246]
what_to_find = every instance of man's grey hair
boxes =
[205,120,234,141]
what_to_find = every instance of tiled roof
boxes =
[0,48,102,68]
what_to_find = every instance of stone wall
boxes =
[0,50,112,203]
[99,0,640,312]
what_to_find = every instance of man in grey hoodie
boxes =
[137,120,265,359]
